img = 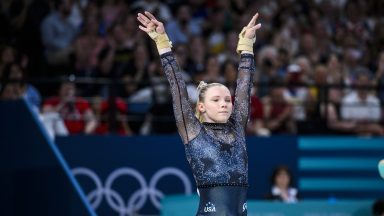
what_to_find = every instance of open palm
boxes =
[137,11,165,34]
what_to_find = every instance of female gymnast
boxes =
[137,11,261,216]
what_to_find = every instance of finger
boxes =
[137,12,147,20]
[137,14,148,24]
[246,15,255,27]
[246,23,261,36]
[144,11,156,20]
[253,23,261,30]
[138,12,150,22]
[137,16,148,26]
[254,13,259,21]
[151,18,163,27]
[138,13,151,24]
[138,25,149,32]
[247,13,259,27]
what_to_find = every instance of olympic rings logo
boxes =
[72,167,192,216]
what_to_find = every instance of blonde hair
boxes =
[195,81,225,122]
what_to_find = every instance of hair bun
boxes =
[197,81,208,92]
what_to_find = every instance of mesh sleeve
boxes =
[233,53,255,128]
[160,52,201,144]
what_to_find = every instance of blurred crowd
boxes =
[0,0,384,137]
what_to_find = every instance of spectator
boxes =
[265,165,299,203]
[326,53,345,103]
[14,0,51,78]
[0,83,19,100]
[263,79,296,134]
[121,14,142,49]
[298,32,320,65]
[308,64,328,106]
[275,48,291,78]
[40,0,78,69]
[222,60,237,95]
[0,46,17,77]
[374,51,384,103]
[174,43,192,82]
[123,43,152,93]
[320,57,360,135]
[342,0,371,45]
[93,96,133,135]
[97,21,137,98]
[373,199,384,216]
[42,79,97,135]
[341,70,383,136]
[203,54,225,83]
[205,6,231,55]
[283,64,309,122]
[322,99,357,135]
[73,15,106,79]
[68,0,88,29]
[0,0,27,40]
[186,36,206,76]
[100,0,127,29]
[131,0,173,23]
[320,73,380,136]
[0,46,28,78]
[98,22,135,79]
[256,46,279,98]
[304,64,329,134]
[247,86,269,136]
[295,56,312,85]
[217,30,239,64]
[165,4,202,46]
[73,13,107,96]
[1,63,41,111]
[341,70,381,121]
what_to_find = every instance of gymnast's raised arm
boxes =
[233,14,261,128]
[137,11,201,144]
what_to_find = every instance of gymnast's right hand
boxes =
[137,11,172,51]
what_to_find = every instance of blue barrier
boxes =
[298,137,384,198]
[161,195,372,216]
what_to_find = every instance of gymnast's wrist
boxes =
[241,51,254,55]
[156,34,172,49]
[237,38,254,54]
[150,31,172,51]
[236,27,255,54]
[158,47,172,55]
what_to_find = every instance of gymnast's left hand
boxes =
[236,13,262,54]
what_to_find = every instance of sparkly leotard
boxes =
[161,51,255,215]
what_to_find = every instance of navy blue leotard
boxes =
[161,51,255,216]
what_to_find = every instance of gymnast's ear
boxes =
[198,102,205,113]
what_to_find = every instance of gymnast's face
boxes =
[198,86,232,123]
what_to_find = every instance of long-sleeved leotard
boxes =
[160,51,255,188]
